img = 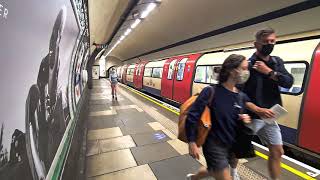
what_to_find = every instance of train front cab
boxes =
[116,66,122,82]
[161,54,201,103]
[191,35,320,155]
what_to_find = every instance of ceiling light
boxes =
[140,3,156,18]
[119,35,125,41]
[131,19,141,29]
[124,28,132,36]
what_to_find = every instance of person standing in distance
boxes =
[109,68,118,100]
[243,28,294,180]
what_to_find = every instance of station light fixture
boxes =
[124,28,132,36]
[131,19,141,29]
[140,3,157,19]
[119,35,125,41]
[106,1,160,56]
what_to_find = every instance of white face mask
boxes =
[236,69,250,84]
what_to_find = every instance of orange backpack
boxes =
[178,86,215,147]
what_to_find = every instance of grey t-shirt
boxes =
[110,72,118,83]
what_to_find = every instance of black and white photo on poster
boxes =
[0,0,80,179]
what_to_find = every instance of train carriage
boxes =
[161,54,202,103]
[119,33,320,155]
[192,35,320,154]
[142,60,166,96]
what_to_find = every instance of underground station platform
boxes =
[83,79,320,180]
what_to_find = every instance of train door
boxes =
[122,65,128,84]
[161,58,179,100]
[298,44,320,153]
[133,64,139,88]
[136,61,147,89]
[172,54,200,103]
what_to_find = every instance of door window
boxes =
[167,60,177,80]
[176,58,188,81]
[194,65,221,84]
[279,62,308,95]
[152,68,163,78]
[144,68,152,77]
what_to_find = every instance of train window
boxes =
[176,58,188,81]
[144,68,152,77]
[279,62,308,95]
[152,68,163,78]
[138,65,142,76]
[167,60,177,80]
[128,68,133,75]
[194,65,221,84]
[136,65,140,76]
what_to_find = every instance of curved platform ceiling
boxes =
[89,0,320,62]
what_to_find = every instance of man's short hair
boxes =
[255,28,275,42]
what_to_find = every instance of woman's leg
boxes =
[189,166,210,180]
[229,155,240,180]
[114,84,117,98]
[190,166,232,180]
[209,168,232,180]
[111,84,115,98]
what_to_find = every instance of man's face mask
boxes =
[235,69,250,84]
[259,43,274,56]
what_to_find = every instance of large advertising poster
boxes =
[0,0,80,179]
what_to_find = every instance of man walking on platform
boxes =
[243,28,294,180]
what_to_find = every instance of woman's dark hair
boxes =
[218,54,246,84]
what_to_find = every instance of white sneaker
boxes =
[186,173,194,180]
[232,171,241,180]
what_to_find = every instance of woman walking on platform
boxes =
[185,54,252,180]
[109,68,118,100]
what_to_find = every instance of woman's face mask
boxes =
[235,69,250,84]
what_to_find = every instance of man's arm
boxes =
[252,58,294,88]
[272,57,294,88]
[246,102,275,119]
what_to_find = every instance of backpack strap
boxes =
[208,85,216,106]
[238,92,245,114]
[271,56,279,72]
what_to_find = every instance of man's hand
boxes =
[256,107,275,119]
[188,142,200,160]
[253,61,272,75]
[239,114,251,124]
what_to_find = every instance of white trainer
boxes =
[186,173,195,180]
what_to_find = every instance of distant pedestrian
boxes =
[109,68,118,100]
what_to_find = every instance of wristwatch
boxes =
[268,70,277,78]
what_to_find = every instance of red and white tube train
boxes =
[116,32,320,156]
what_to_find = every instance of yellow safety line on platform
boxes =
[255,151,316,180]
[120,84,179,115]
[120,84,316,180]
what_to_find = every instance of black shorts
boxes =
[203,138,233,171]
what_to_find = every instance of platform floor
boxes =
[84,79,316,180]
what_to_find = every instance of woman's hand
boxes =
[188,142,200,160]
[239,114,251,124]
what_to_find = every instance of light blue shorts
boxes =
[246,119,283,146]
